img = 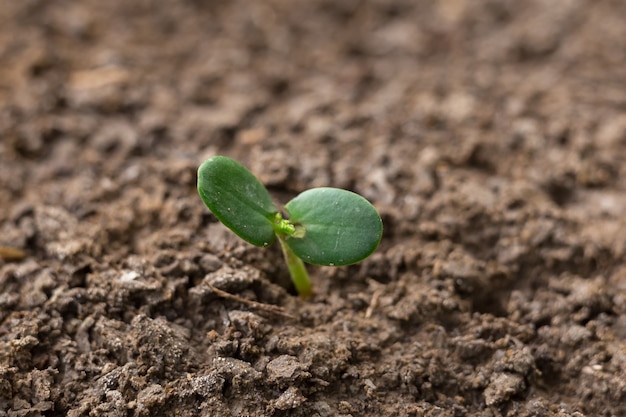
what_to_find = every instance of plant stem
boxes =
[277,235,312,298]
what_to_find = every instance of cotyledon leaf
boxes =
[197,156,278,247]
[284,187,383,266]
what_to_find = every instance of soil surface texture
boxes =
[2,1,626,416]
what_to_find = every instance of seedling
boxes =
[197,156,383,297]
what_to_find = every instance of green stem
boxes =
[277,235,312,298]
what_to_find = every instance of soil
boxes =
[1,1,626,416]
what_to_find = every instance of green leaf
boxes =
[284,187,383,266]
[197,156,278,247]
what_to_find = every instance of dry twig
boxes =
[207,284,298,321]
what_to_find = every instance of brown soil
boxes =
[2,1,626,416]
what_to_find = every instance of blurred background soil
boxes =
[1,1,626,416]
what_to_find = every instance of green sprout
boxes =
[197,156,383,298]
